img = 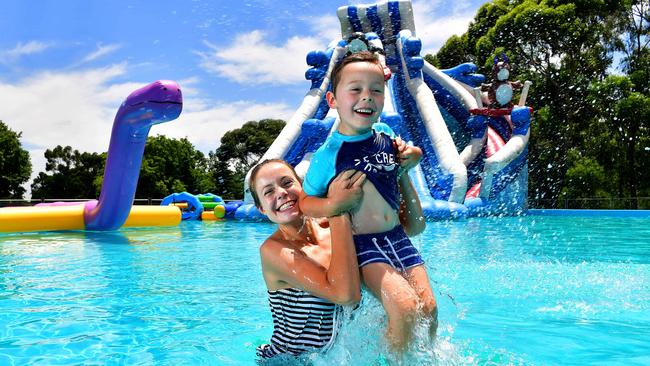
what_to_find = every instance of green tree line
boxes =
[428,0,649,208]
[0,121,31,199]
[0,119,284,201]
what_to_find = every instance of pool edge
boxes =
[527,209,650,218]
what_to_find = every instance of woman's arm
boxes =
[260,214,360,305]
[261,171,364,305]
[322,213,360,304]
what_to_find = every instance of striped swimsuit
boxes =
[256,288,340,361]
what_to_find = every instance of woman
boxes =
[249,159,366,362]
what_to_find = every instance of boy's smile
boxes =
[327,61,385,135]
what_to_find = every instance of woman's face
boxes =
[253,162,303,224]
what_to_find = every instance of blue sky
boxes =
[0,0,486,194]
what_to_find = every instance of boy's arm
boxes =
[398,172,426,236]
[395,137,426,236]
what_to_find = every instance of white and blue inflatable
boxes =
[236,0,532,221]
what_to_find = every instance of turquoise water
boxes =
[1,216,649,365]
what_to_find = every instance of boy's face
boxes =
[327,61,385,135]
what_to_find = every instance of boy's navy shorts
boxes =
[353,225,424,271]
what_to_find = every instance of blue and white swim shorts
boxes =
[353,225,424,271]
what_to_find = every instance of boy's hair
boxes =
[330,50,382,96]
[249,159,301,209]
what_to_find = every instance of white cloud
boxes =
[412,0,474,55]
[155,100,293,153]
[0,66,293,197]
[0,64,135,194]
[79,43,122,64]
[136,75,294,152]
[302,1,474,57]
[6,41,52,57]
[0,64,132,153]
[415,17,474,54]
[196,31,324,85]
[302,14,343,44]
[194,14,343,86]
[1,41,53,63]
[200,1,475,86]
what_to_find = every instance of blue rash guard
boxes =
[304,123,426,271]
[303,123,400,209]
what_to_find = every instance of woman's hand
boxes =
[326,170,366,215]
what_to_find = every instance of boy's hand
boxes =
[395,137,422,172]
[326,170,366,215]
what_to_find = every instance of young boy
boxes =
[300,51,438,350]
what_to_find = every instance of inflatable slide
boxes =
[236,0,532,220]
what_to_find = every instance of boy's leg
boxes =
[405,264,438,336]
[362,262,420,351]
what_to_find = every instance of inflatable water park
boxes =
[236,0,531,220]
[0,0,532,233]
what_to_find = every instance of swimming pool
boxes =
[1,216,649,365]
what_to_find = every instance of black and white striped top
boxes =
[256,287,339,360]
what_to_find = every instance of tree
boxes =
[587,76,650,202]
[0,121,32,199]
[210,119,285,199]
[215,119,285,174]
[135,135,212,199]
[425,34,469,68]
[615,92,650,202]
[432,0,511,68]
[207,151,242,199]
[560,149,610,201]
[31,145,105,199]
[617,0,650,93]
[577,1,650,206]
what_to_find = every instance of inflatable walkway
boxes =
[236,0,532,221]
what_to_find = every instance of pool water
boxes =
[1,216,649,365]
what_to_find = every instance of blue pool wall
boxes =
[528,209,650,218]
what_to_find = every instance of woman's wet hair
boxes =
[330,50,381,96]
[249,159,301,209]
